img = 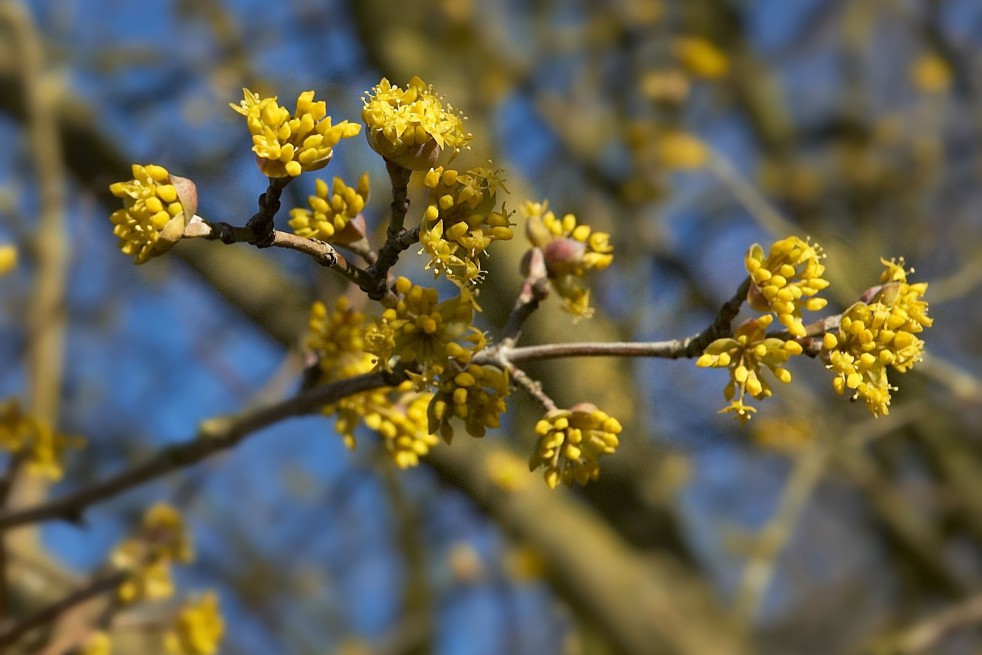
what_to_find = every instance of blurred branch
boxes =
[866,593,982,654]
[0,570,125,650]
[427,437,750,655]
[0,0,70,628]
[733,403,928,623]
[0,370,404,530]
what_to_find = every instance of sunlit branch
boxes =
[0,570,126,649]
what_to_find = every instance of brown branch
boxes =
[0,370,407,531]
[187,216,378,290]
[0,570,126,649]
[365,160,415,300]
[500,248,550,347]
[505,363,557,413]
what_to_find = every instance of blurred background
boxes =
[2,0,982,653]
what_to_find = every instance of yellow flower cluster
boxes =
[367,277,483,383]
[427,360,509,442]
[697,315,803,423]
[420,166,514,286]
[111,503,193,603]
[306,299,439,466]
[366,389,438,468]
[362,77,473,170]
[289,173,369,243]
[524,201,614,319]
[109,164,194,264]
[0,398,83,480]
[823,258,931,416]
[745,236,830,337]
[528,404,622,489]
[230,89,361,178]
[0,244,16,275]
[164,591,225,655]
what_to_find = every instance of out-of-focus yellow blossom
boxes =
[80,631,113,655]
[0,398,83,480]
[824,258,931,417]
[487,450,531,492]
[0,244,16,275]
[111,503,193,603]
[306,298,376,448]
[672,37,730,79]
[420,166,513,286]
[524,201,613,320]
[640,69,690,105]
[289,173,369,244]
[109,164,196,264]
[746,236,830,337]
[751,418,813,452]
[911,53,952,94]
[427,360,509,442]
[230,89,361,178]
[528,403,622,489]
[656,130,709,170]
[164,591,225,655]
[368,277,484,382]
[361,77,473,170]
[697,315,803,424]
[305,300,440,466]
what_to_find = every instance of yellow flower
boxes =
[420,166,513,286]
[655,131,709,170]
[745,236,830,337]
[697,315,803,424]
[109,164,196,264]
[911,53,951,94]
[365,389,439,468]
[289,173,369,244]
[367,277,484,383]
[165,591,225,655]
[824,258,931,417]
[230,89,361,178]
[427,360,509,443]
[0,398,83,480]
[362,77,473,170]
[528,403,622,489]
[672,37,730,79]
[80,631,113,655]
[0,244,16,275]
[111,503,193,603]
[524,201,613,320]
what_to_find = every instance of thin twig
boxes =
[500,248,550,347]
[186,217,378,290]
[505,363,557,413]
[0,571,126,649]
[365,160,415,299]
[481,277,752,366]
[0,370,407,531]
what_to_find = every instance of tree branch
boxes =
[0,571,126,649]
[0,370,406,531]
